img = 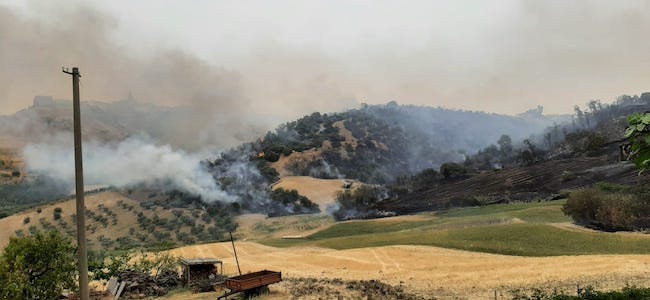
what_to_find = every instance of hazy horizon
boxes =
[1,0,649,119]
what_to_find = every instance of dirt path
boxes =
[166,242,650,299]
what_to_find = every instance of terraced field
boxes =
[383,157,650,213]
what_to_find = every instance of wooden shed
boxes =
[180,258,224,292]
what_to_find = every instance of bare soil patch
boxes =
[273,176,355,211]
[271,149,322,177]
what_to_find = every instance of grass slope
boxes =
[260,200,650,256]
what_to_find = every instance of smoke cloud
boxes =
[23,136,235,202]
[4,1,650,118]
[0,2,285,152]
[3,0,650,206]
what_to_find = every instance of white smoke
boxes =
[23,136,235,202]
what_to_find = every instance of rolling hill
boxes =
[1,94,649,255]
[0,190,239,252]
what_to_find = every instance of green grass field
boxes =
[259,200,650,256]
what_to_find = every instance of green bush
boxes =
[440,162,468,180]
[563,186,650,231]
[333,185,390,220]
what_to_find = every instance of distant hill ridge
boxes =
[252,102,566,183]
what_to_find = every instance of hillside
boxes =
[254,103,564,184]
[383,157,650,214]
[0,191,238,252]
[2,94,649,253]
[0,147,23,185]
[361,96,650,217]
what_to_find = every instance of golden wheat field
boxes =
[163,241,650,299]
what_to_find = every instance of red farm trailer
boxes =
[218,270,282,299]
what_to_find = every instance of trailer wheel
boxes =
[243,285,270,297]
[259,285,270,294]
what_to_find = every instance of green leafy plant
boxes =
[625,112,650,173]
[0,230,76,299]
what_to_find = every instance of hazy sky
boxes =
[1,0,650,117]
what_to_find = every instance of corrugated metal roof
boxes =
[180,258,222,265]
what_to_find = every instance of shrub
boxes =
[563,186,650,231]
[332,185,391,220]
[439,162,468,180]
[565,131,606,155]
[53,207,62,213]
[416,168,439,185]
[560,170,576,182]
[268,188,320,217]
[23,217,30,224]
[28,226,38,235]
[53,212,61,220]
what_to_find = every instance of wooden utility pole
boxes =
[229,232,242,276]
[63,67,89,300]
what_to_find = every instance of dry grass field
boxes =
[164,201,650,299]
[163,241,650,299]
[235,213,334,240]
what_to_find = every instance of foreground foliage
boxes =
[0,230,76,299]
[511,285,650,300]
[625,112,650,173]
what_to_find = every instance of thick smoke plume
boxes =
[23,136,235,202]
[0,1,285,204]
